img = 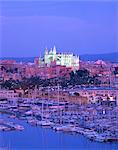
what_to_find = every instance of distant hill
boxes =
[80,52,118,63]
[0,52,118,63]
[0,57,35,63]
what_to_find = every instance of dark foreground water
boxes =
[0,115,118,150]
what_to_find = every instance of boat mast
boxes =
[41,100,44,120]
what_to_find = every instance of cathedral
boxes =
[44,46,80,70]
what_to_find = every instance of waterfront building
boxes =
[67,87,118,104]
[27,88,89,104]
[0,90,19,99]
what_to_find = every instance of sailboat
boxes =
[52,85,77,132]
[38,87,54,127]
[52,84,67,131]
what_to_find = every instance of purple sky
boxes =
[0,0,118,57]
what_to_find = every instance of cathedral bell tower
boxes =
[52,45,57,60]
[44,47,48,64]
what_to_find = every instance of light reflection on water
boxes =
[0,114,118,150]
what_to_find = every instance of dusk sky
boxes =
[0,0,118,57]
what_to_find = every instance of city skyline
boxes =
[0,1,118,149]
[0,0,118,57]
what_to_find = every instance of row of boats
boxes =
[0,97,118,143]
[20,115,118,143]
[0,119,24,131]
[2,112,118,143]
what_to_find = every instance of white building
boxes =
[0,90,19,99]
[44,46,80,70]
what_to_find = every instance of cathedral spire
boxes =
[45,47,48,55]
[53,45,56,54]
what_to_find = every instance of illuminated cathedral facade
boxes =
[44,46,80,70]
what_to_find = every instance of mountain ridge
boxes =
[80,52,118,63]
[0,52,118,63]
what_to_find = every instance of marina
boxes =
[0,96,118,145]
[0,114,118,150]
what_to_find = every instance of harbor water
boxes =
[0,115,118,150]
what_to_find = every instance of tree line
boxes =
[1,69,101,91]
